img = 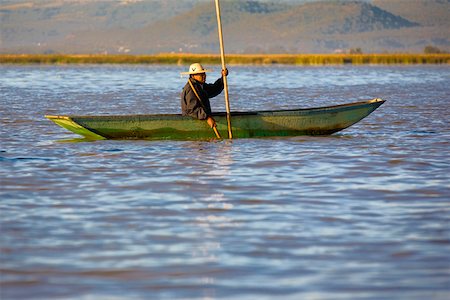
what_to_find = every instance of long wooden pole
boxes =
[214,0,233,139]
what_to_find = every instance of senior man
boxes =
[180,63,228,128]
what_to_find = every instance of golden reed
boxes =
[1,53,449,65]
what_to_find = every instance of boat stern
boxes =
[45,115,106,140]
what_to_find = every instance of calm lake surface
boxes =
[1,65,449,299]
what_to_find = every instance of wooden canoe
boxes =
[45,98,385,140]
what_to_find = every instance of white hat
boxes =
[181,63,211,75]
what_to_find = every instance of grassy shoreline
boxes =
[1,53,449,65]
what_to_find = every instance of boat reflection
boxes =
[55,137,99,143]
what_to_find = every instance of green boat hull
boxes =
[45,98,385,140]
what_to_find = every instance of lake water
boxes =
[1,64,449,299]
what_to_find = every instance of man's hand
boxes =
[206,116,216,128]
[222,68,229,77]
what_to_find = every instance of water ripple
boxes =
[1,65,449,300]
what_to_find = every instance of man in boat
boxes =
[181,63,228,128]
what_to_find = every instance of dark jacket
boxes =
[181,77,224,120]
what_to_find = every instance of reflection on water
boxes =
[56,138,99,143]
[1,65,449,300]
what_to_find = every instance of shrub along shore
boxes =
[1,53,449,65]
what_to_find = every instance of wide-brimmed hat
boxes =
[181,63,212,75]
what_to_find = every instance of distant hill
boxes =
[373,0,450,27]
[0,0,449,54]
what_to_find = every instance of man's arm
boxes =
[204,69,229,98]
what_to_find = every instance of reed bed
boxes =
[1,53,449,65]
